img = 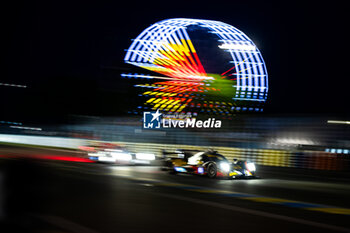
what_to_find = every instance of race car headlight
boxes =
[220,162,230,172]
[246,162,256,172]
[197,167,204,174]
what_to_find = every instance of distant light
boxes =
[218,43,256,51]
[275,138,314,145]
[325,148,349,154]
[10,126,42,131]
[327,120,350,125]
[0,83,27,88]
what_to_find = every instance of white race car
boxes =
[80,142,155,164]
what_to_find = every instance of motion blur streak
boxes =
[1,145,350,232]
[0,154,94,163]
[327,120,350,125]
[0,132,349,171]
[36,155,94,163]
[1,115,350,232]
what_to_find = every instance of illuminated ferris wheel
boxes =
[124,18,268,115]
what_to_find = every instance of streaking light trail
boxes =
[0,82,27,88]
[327,120,350,125]
[218,43,256,51]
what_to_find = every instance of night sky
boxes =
[1,1,349,124]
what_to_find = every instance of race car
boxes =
[161,149,256,178]
[79,141,156,164]
[85,143,134,164]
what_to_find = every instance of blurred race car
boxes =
[79,141,156,164]
[161,149,256,178]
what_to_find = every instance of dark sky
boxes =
[1,1,349,123]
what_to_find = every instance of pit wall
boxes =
[0,134,348,171]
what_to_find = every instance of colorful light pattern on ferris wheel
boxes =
[124,18,268,114]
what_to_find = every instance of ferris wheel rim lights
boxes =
[124,18,268,92]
